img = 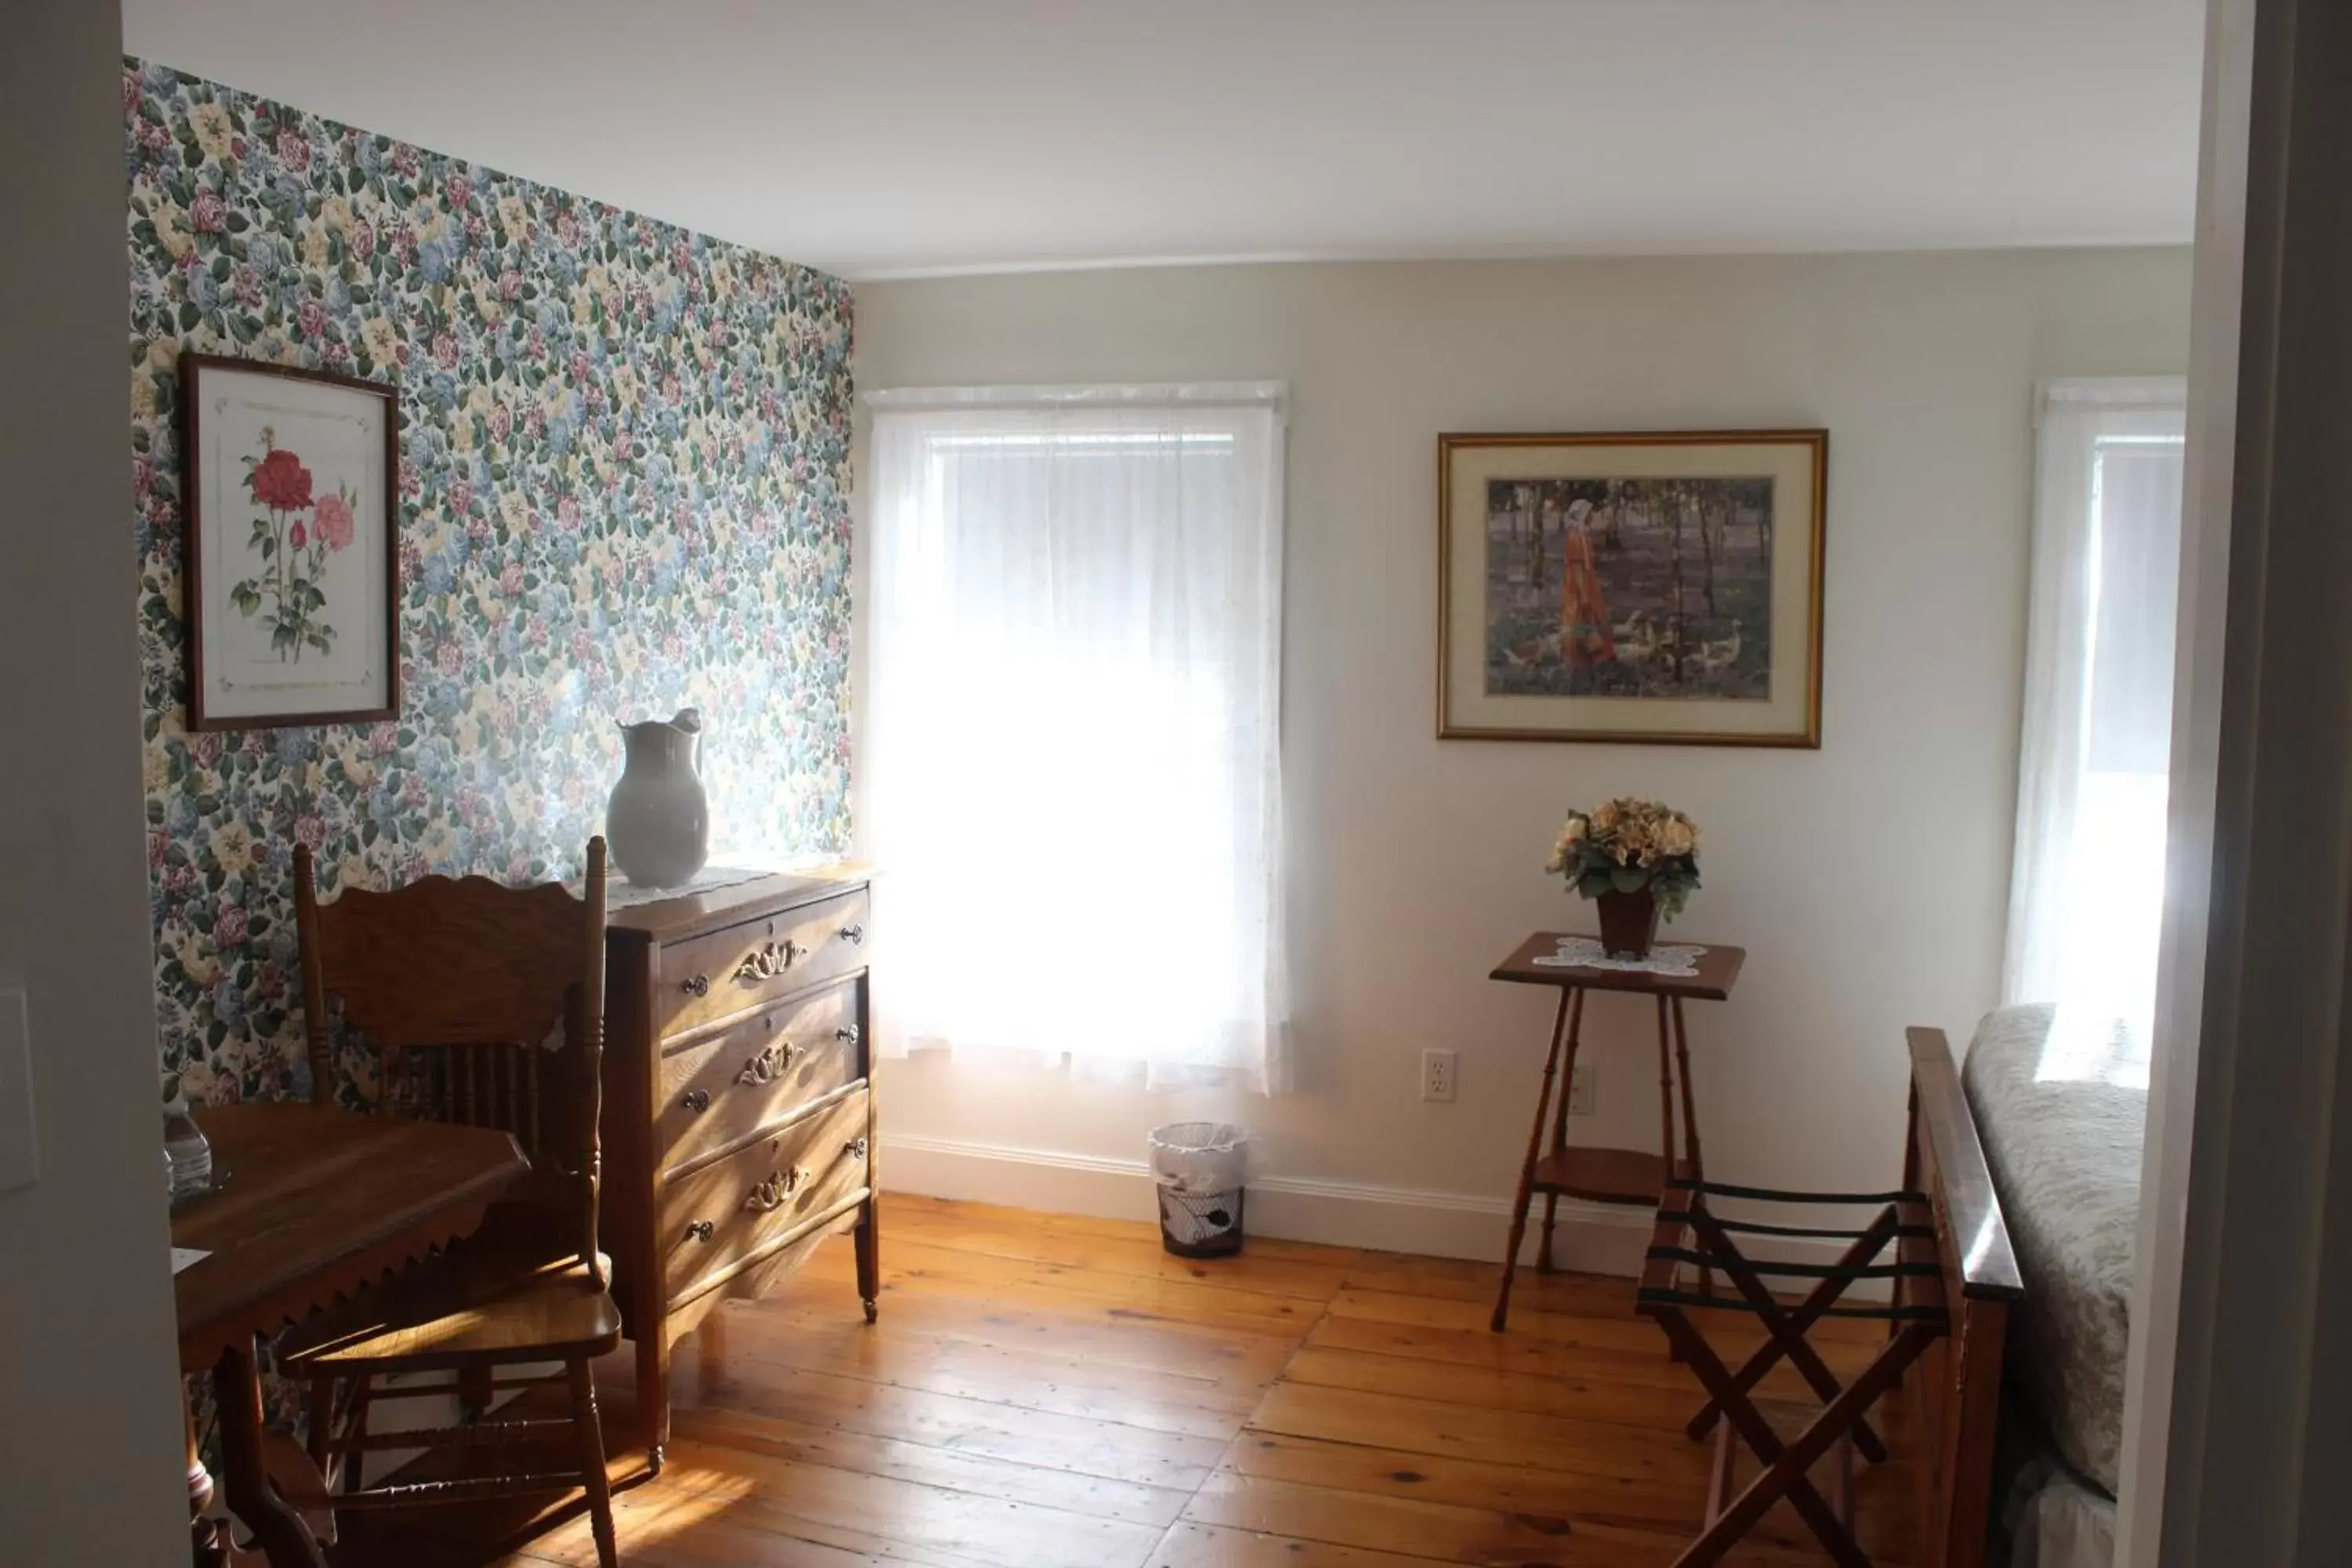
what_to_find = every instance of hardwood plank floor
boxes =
[334,1194,1914,1566]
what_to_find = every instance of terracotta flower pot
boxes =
[1596,888,1661,959]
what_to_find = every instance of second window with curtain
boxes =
[862,385,1288,1091]
[2005,377,2186,1075]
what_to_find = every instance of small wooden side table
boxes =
[1486,932,1746,1331]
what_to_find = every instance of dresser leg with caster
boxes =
[855,1194,880,1323]
[635,1321,670,1477]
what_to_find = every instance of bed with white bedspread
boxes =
[1959,1003,2147,1568]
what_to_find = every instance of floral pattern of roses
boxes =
[125,58,854,1114]
[231,434,352,660]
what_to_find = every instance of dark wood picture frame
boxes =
[181,352,401,731]
[1436,429,1828,748]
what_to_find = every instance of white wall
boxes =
[851,250,2191,1263]
[0,2,192,1561]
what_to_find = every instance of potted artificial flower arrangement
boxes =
[1546,797,1701,958]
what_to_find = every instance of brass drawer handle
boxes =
[838,923,865,946]
[685,1220,714,1242]
[836,1025,861,1047]
[737,1040,796,1085]
[681,1090,710,1112]
[734,938,803,983]
[845,1135,869,1162]
[680,974,710,998]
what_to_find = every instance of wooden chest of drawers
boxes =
[601,868,875,1470]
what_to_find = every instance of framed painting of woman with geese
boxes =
[1436,429,1826,746]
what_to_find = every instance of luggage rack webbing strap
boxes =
[1645,1244,1940,1283]
[1665,1177,1925,1206]
[1657,1207,1934,1242]
[1634,1287,1947,1323]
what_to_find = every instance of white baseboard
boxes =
[877,1133,1652,1275]
[877,1133,1890,1296]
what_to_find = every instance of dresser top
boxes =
[606,862,870,942]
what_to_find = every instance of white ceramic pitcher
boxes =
[607,706,709,887]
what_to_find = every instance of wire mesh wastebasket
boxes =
[1149,1122,1250,1258]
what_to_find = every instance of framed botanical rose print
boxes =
[181,354,400,730]
[1438,429,1827,747]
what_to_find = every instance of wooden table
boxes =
[173,1102,527,1566]
[1486,933,1746,1330]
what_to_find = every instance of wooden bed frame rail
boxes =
[1900,1025,2024,1568]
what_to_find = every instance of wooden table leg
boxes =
[1536,989,1585,1274]
[1493,988,1573,1333]
[1671,996,1710,1296]
[1655,996,1687,1359]
[185,1375,227,1568]
[1653,996,1677,1180]
[213,1339,327,1567]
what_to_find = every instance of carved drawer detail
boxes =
[659,890,869,1036]
[655,978,864,1172]
[659,1088,870,1301]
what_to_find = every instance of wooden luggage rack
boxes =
[1635,1176,1949,1568]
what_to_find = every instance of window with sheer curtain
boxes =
[862,384,1289,1091]
[2005,379,2187,1080]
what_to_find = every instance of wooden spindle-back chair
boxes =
[278,839,619,1566]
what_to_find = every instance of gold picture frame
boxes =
[1436,429,1827,747]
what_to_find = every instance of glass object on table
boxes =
[165,1096,213,1200]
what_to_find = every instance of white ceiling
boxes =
[122,0,2205,281]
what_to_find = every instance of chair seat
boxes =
[281,1244,622,1371]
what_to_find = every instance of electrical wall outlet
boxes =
[1569,1062,1595,1116]
[1420,1047,1457,1102]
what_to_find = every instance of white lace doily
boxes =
[1530,936,1707,976]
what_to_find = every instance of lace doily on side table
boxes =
[1529,937,1708,977]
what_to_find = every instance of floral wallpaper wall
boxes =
[125,60,855,1106]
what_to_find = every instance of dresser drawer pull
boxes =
[680,974,710,998]
[836,1025,862,1047]
[681,1090,711,1112]
[838,923,866,946]
[734,938,804,983]
[737,1040,796,1085]
[845,1135,869,1162]
[685,1220,714,1243]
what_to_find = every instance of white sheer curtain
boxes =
[862,383,1289,1091]
[2005,378,2187,1079]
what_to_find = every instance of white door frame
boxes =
[2119,0,2352,1559]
